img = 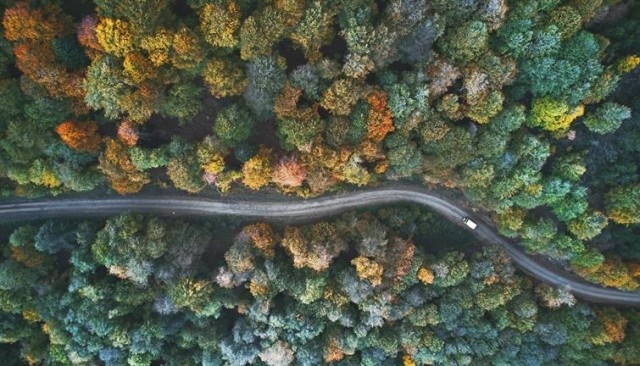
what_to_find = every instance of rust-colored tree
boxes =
[366,91,394,143]
[13,42,68,99]
[591,308,628,345]
[77,15,104,57]
[3,2,69,42]
[117,120,139,147]
[99,139,150,194]
[55,121,102,152]
[273,81,302,119]
[242,222,279,258]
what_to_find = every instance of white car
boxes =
[461,217,477,230]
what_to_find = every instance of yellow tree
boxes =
[242,147,274,190]
[529,97,584,133]
[199,1,241,48]
[95,18,135,57]
[140,28,173,66]
[280,222,346,271]
[123,52,156,83]
[351,256,383,286]
[203,58,247,98]
[321,78,362,116]
[171,27,205,70]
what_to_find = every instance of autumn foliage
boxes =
[272,155,306,189]
[352,256,384,286]
[3,2,68,42]
[242,222,278,258]
[77,15,103,54]
[199,1,241,48]
[117,120,139,147]
[99,139,149,194]
[0,0,639,302]
[366,91,394,142]
[591,308,628,345]
[242,147,274,190]
[55,121,102,152]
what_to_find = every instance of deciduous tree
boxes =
[529,97,584,133]
[366,91,394,143]
[244,56,286,119]
[605,184,640,225]
[203,58,247,98]
[214,103,255,145]
[437,21,489,64]
[55,121,101,153]
[583,102,631,134]
[242,147,274,190]
[95,18,134,57]
[2,2,69,42]
[199,1,241,48]
[272,155,306,189]
[320,79,361,116]
[99,139,149,194]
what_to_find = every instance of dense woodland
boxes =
[0,0,639,364]
[0,209,639,365]
[0,0,639,290]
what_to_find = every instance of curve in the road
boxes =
[0,186,639,307]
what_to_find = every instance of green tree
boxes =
[605,184,640,225]
[384,133,423,178]
[84,55,130,120]
[518,31,604,104]
[437,21,489,64]
[214,103,256,145]
[277,109,323,151]
[161,82,203,121]
[583,102,631,134]
[551,153,586,182]
[568,211,608,240]
[290,0,335,62]
[548,6,582,40]
[244,56,286,119]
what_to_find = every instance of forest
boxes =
[0,208,639,365]
[0,0,639,364]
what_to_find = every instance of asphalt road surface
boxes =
[1,186,639,306]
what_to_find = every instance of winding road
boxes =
[1,186,639,306]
